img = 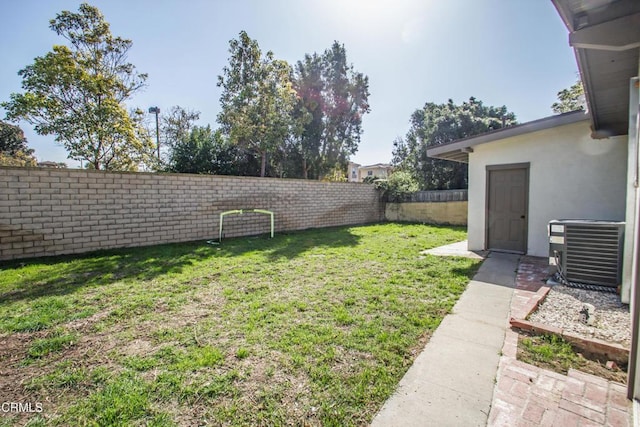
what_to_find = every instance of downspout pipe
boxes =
[627,76,640,400]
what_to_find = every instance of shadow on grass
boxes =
[0,242,219,305]
[450,262,483,280]
[0,226,363,304]
[213,226,362,261]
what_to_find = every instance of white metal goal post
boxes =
[218,209,274,242]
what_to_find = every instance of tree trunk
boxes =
[260,151,267,177]
[302,158,308,179]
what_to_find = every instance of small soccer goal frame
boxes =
[218,209,274,242]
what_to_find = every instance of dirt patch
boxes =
[120,338,154,358]
[153,399,212,427]
[242,359,316,423]
[0,309,128,425]
[0,332,41,402]
[0,331,64,425]
[65,310,111,331]
[516,331,627,384]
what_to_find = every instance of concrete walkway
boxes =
[371,252,520,427]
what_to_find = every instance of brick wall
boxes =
[0,167,384,261]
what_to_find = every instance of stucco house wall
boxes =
[357,164,393,182]
[468,120,627,257]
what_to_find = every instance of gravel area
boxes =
[528,284,631,348]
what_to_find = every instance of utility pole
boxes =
[148,106,161,159]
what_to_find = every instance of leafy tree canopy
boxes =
[161,106,201,150]
[216,35,370,180]
[0,121,36,167]
[551,80,585,114]
[1,3,153,170]
[0,121,32,156]
[217,31,298,177]
[392,97,517,190]
[170,125,253,175]
[374,170,420,201]
[294,43,370,179]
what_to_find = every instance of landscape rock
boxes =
[528,284,630,347]
[579,303,596,326]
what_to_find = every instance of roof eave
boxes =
[426,111,589,163]
[552,0,640,137]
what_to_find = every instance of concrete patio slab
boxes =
[436,314,507,349]
[451,282,515,328]
[421,240,487,259]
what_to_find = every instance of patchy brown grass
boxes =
[0,223,478,426]
[516,332,627,384]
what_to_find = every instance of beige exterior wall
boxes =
[468,120,627,257]
[347,162,361,182]
[0,167,384,260]
[385,201,467,225]
[359,166,391,181]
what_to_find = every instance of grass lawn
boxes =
[0,223,480,426]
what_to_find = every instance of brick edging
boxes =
[510,318,629,364]
[526,285,552,317]
[510,270,629,364]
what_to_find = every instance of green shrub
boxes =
[374,171,419,201]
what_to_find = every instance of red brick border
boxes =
[510,318,629,364]
[488,256,631,426]
[509,256,629,364]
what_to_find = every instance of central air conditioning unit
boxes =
[548,219,625,290]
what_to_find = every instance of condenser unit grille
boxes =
[563,223,623,287]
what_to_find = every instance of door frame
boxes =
[485,162,530,254]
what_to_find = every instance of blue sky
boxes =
[0,0,578,168]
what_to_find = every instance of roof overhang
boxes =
[552,0,640,138]
[426,111,588,163]
[359,163,392,169]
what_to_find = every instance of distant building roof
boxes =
[37,161,62,168]
[359,163,392,169]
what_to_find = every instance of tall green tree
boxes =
[0,121,37,166]
[393,97,517,190]
[170,125,246,175]
[551,80,585,114]
[1,3,153,170]
[293,43,370,179]
[0,121,33,157]
[321,43,370,177]
[148,105,202,169]
[161,106,201,150]
[124,108,158,171]
[217,31,298,177]
[293,53,324,179]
